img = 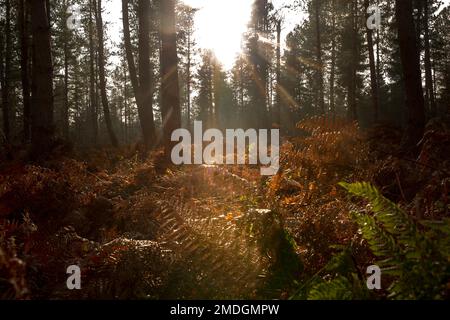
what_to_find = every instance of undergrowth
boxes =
[1,115,449,300]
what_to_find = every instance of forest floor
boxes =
[1,116,449,299]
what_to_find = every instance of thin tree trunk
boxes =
[122,0,140,104]
[123,62,128,143]
[29,0,54,156]
[275,19,281,125]
[94,0,119,147]
[314,0,325,114]
[186,29,192,129]
[329,0,336,117]
[19,0,31,143]
[423,0,436,117]
[365,0,380,123]
[45,0,50,24]
[395,0,425,151]
[348,0,358,121]
[2,0,11,142]
[63,35,70,139]
[376,0,381,91]
[122,0,155,150]
[160,0,181,155]
[89,0,98,144]
[137,0,156,149]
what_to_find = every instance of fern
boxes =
[339,182,450,300]
[308,276,354,300]
[294,182,450,300]
[292,247,371,300]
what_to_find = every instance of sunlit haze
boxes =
[106,0,305,70]
[181,0,254,69]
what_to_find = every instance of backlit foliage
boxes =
[266,116,369,270]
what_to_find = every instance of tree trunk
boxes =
[89,0,98,144]
[348,0,358,121]
[19,0,31,143]
[94,0,119,147]
[395,0,425,151]
[423,0,436,117]
[160,0,181,155]
[329,0,336,117]
[365,0,380,122]
[29,0,54,156]
[314,0,325,114]
[376,0,381,92]
[0,23,4,144]
[275,19,281,125]
[122,0,155,150]
[1,0,11,143]
[137,0,156,149]
[186,28,192,129]
[63,35,70,139]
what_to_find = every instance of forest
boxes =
[0,0,449,300]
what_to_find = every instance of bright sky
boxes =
[105,0,306,70]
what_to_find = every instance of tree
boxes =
[177,4,197,130]
[1,0,12,143]
[94,0,119,147]
[274,18,282,125]
[395,0,425,151]
[245,0,272,129]
[160,0,181,154]
[29,0,54,156]
[313,0,325,114]
[19,0,31,142]
[347,0,359,121]
[365,0,379,122]
[122,0,156,150]
[62,0,71,140]
[423,0,436,117]
[88,0,98,144]
[137,0,156,149]
[230,55,250,128]
[195,50,214,127]
[329,0,337,117]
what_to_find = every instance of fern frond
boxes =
[352,213,399,267]
[307,276,353,300]
[340,182,417,247]
[340,181,450,299]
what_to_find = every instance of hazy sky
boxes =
[105,0,306,69]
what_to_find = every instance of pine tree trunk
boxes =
[2,0,11,143]
[160,0,181,155]
[89,0,98,144]
[19,0,31,143]
[314,0,325,114]
[275,19,281,125]
[0,23,4,144]
[395,0,425,151]
[94,0,119,147]
[137,0,156,149]
[423,0,436,117]
[348,0,358,121]
[63,37,70,140]
[29,0,54,156]
[122,0,155,150]
[329,0,336,118]
[365,0,380,122]
[187,30,192,129]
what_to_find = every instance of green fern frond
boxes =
[339,182,450,300]
[352,212,399,264]
[340,182,417,247]
[307,276,353,300]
